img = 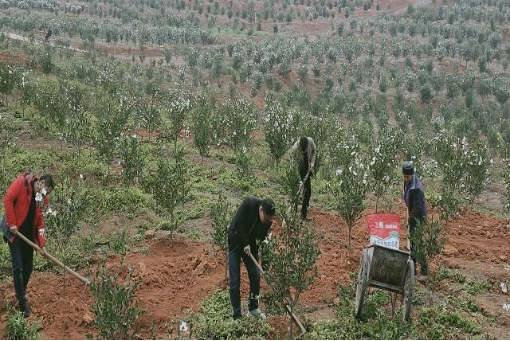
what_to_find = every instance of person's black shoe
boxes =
[19,300,31,318]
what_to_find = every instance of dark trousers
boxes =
[7,235,34,305]
[409,224,428,276]
[229,249,260,319]
[301,174,311,219]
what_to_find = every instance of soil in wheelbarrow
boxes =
[0,206,507,339]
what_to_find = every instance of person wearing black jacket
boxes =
[228,195,275,320]
[402,161,428,281]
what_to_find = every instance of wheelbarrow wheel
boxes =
[355,249,369,319]
[402,259,414,321]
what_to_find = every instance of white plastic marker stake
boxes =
[179,321,188,332]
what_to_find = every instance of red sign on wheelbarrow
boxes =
[366,214,401,250]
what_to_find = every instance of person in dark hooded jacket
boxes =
[228,195,275,320]
[402,161,428,281]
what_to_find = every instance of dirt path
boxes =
[392,0,434,15]
[6,33,87,53]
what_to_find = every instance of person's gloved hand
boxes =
[244,245,251,256]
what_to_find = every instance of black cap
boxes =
[402,161,414,175]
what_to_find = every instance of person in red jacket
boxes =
[1,173,55,317]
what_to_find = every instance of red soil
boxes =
[0,51,27,65]
[0,204,507,339]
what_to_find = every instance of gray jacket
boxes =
[291,137,316,167]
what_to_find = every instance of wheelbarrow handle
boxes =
[14,231,91,286]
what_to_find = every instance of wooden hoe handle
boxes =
[248,252,307,338]
[14,232,91,286]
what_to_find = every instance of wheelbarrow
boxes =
[354,244,414,321]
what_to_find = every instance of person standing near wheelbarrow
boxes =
[402,161,428,282]
[291,136,316,220]
[1,172,55,317]
[228,195,275,320]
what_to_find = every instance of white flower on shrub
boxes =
[35,192,43,202]
[45,207,57,217]
[263,232,272,244]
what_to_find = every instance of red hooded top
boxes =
[3,173,48,248]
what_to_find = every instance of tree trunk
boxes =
[225,251,228,282]
[289,312,294,340]
[348,225,352,250]
[170,214,174,249]
[106,162,110,185]
[62,245,67,296]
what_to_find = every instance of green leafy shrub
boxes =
[409,219,446,270]
[120,134,145,186]
[210,193,233,279]
[434,267,466,283]
[91,261,144,340]
[308,284,411,339]
[5,301,40,340]
[330,135,368,249]
[0,241,12,281]
[107,229,131,255]
[279,162,302,213]
[465,278,492,295]
[5,148,58,175]
[261,208,320,338]
[97,187,153,215]
[447,295,481,313]
[368,128,401,212]
[142,146,190,246]
[192,95,213,160]
[263,96,298,167]
[191,290,273,340]
[418,307,487,338]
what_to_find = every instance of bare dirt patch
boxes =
[0,204,507,338]
[0,50,27,65]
